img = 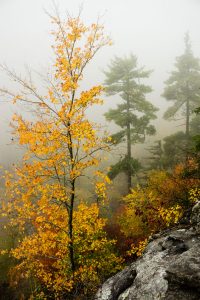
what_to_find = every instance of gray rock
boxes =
[95,265,136,300]
[191,201,200,229]
[95,207,200,300]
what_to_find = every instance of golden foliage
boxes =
[118,165,200,257]
[127,239,148,257]
[1,13,122,298]
[189,187,200,203]
[5,203,122,297]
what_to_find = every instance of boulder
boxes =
[95,203,200,300]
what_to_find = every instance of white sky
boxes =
[0,0,200,165]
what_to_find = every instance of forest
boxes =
[0,1,200,300]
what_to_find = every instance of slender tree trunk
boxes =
[127,123,132,192]
[67,113,76,273]
[186,98,190,138]
[68,180,75,273]
[158,140,163,170]
[185,97,190,163]
[126,81,132,192]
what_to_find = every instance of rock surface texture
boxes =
[95,202,200,300]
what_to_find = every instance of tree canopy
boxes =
[163,33,200,138]
[1,14,122,298]
[104,55,158,191]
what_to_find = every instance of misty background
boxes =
[0,0,200,166]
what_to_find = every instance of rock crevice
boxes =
[95,202,200,300]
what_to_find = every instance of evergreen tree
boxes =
[161,112,200,170]
[162,132,189,169]
[163,33,200,152]
[193,107,200,168]
[190,112,200,136]
[104,55,158,192]
[145,140,163,171]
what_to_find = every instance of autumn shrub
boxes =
[189,187,200,203]
[117,163,200,258]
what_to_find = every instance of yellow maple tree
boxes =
[1,13,122,298]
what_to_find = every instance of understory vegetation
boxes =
[0,11,199,300]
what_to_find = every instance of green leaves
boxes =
[109,130,126,144]
[104,55,158,186]
[104,55,158,145]
[108,156,141,180]
[193,107,200,153]
[163,33,200,123]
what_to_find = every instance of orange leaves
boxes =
[5,203,122,296]
[94,171,111,202]
[158,205,183,226]
[12,95,21,104]
[189,187,200,203]
[1,13,117,298]
[48,89,60,104]
[117,164,200,259]
[127,239,148,257]
[67,17,87,41]
[8,14,109,188]
[77,85,104,107]
[53,15,111,94]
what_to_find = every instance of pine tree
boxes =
[162,132,189,169]
[104,55,158,192]
[163,33,200,153]
[145,140,163,171]
[192,107,200,177]
[161,112,200,170]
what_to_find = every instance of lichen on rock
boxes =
[95,202,200,300]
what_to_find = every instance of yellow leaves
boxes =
[12,95,21,104]
[69,159,99,180]
[148,170,168,189]
[49,89,61,104]
[54,14,111,92]
[1,13,117,299]
[12,113,19,122]
[106,135,112,143]
[0,249,8,255]
[189,187,200,203]
[5,179,11,188]
[77,85,104,108]
[72,203,123,288]
[158,205,183,227]
[95,171,111,184]
[69,119,95,140]
[127,239,148,257]
[8,16,109,190]
[67,17,87,38]
[118,165,200,261]
[95,182,107,199]
[120,169,187,242]
[4,202,122,297]
[95,171,111,201]
[35,215,46,224]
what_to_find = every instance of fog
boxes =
[0,0,200,165]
